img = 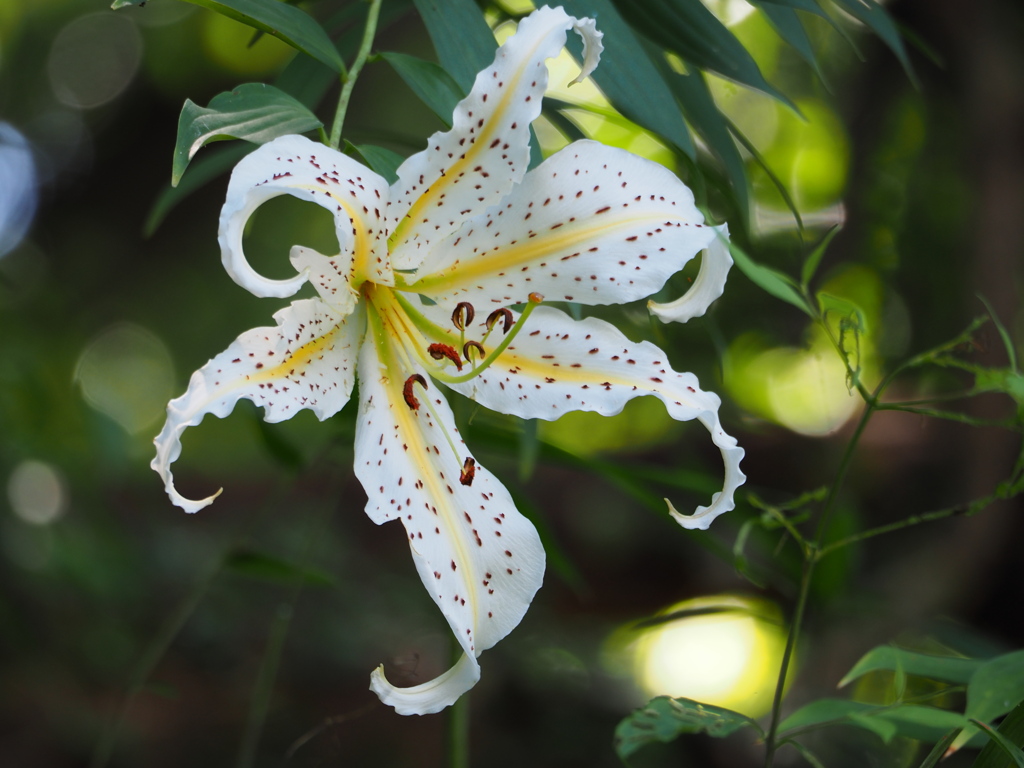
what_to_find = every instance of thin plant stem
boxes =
[90,555,223,768]
[448,689,471,768]
[329,0,383,149]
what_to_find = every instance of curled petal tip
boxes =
[649,224,732,324]
[568,16,603,85]
[370,654,480,716]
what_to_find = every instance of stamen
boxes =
[463,340,486,363]
[452,301,475,331]
[403,374,427,410]
[486,308,514,335]
[459,457,476,486]
[428,343,463,371]
[528,292,545,304]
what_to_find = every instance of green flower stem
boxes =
[329,0,383,149]
[448,688,471,768]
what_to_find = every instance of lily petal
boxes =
[648,224,732,323]
[411,140,715,308]
[354,316,544,713]
[370,652,480,717]
[386,5,603,270]
[443,306,745,529]
[153,299,362,513]
[219,135,392,302]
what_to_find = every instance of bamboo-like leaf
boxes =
[561,0,695,159]
[615,696,761,759]
[664,65,750,220]
[831,0,917,85]
[730,241,812,315]
[622,0,797,110]
[380,52,464,127]
[725,115,802,230]
[952,651,1024,752]
[411,0,496,94]
[839,646,982,688]
[172,83,323,186]
[346,142,405,184]
[972,698,1024,768]
[145,143,252,237]
[970,719,1024,768]
[114,0,345,73]
[801,225,840,286]
[757,3,828,85]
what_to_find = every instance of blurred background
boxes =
[1,0,1022,766]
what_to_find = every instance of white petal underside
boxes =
[649,224,733,324]
[219,135,392,304]
[152,299,362,513]
[386,5,603,271]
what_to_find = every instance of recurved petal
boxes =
[386,6,603,271]
[152,298,362,513]
[219,134,391,303]
[444,306,744,529]
[370,651,480,716]
[409,141,716,308]
[354,329,543,713]
[648,225,732,323]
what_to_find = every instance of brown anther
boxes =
[459,457,477,486]
[403,374,427,410]
[428,343,463,371]
[463,340,486,362]
[486,307,514,334]
[451,301,475,331]
[528,292,544,304]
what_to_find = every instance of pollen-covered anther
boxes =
[428,343,464,371]
[403,374,427,411]
[528,292,545,304]
[486,307,514,334]
[460,457,477,486]
[463,340,486,363]
[452,301,476,331]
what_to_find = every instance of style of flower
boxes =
[152,5,744,716]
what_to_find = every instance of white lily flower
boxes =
[152,5,744,716]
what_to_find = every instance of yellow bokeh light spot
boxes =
[632,595,789,718]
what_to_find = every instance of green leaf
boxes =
[848,712,899,743]
[917,729,962,768]
[615,696,761,759]
[840,645,982,688]
[779,699,967,742]
[664,65,749,220]
[831,0,917,86]
[956,650,1024,751]
[801,225,840,286]
[973,698,1024,768]
[561,0,695,159]
[380,52,464,127]
[225,548,336,587]
[172,83,323,186]
[145,0,345,73]
[779,698,879,734]
[623,0,797,110]
[412,0,496,94]
[752,0,832,21]
[971,719,1024,768]
[346,142,405,184]
[818,291,867,331]
[730,242,811,314]
[726,116,802,230]
[758,4,828,85]
[145,143,252,236]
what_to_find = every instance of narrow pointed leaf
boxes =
[839,646,981,688]
[173,83,323,186]
[166,0,345,73]
[831,0,917,85]
[970,719,1024,768]
[972,698,1024,768]
[412,0,496,93]
[752,0,831,19]
[622,0,797,109]
[346,142,404,184]
[916,729,962,768]
[726,115,802,229]
[380,52,464,127]
[615,696,761,759]
[145,143,252,236]
[665,64,750,220]
[952,651,1024,751]
[561,0,695,159]
[758,4,828,84]
[730,242,811,314]
[801,225,840,286]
